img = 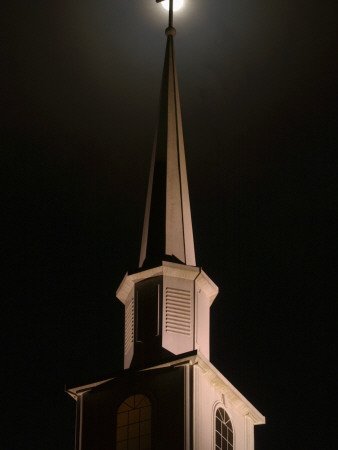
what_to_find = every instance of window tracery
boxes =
[215,407,233,450]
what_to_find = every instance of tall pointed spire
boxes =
[116,2,217,370]
[139,3,195,268]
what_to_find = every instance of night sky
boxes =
[2,0,336,449]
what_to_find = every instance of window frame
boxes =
[116,394,152,450]
[214,404,234,450]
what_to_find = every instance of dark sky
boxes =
[2,0,336,449]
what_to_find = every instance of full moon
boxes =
[161,0,184,12]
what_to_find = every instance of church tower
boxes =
[67,2,265,449]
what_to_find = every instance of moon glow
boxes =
[161,0,184,12]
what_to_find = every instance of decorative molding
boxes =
[194,354,265,425]
[117,261,218,306]
[124,298,134,355]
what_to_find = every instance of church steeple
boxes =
[117,2,217,369]
[139,2,195,269]
[67,5,265,447]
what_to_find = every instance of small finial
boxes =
[165,26,176,36]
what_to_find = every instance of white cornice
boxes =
[116,261,218,305]
[66,378,114,400]
[194,353,265,425]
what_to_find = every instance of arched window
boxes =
[215,407,233,450]
[116,394,151,450]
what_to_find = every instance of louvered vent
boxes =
[165,287,191,335]
[124,299,134,355]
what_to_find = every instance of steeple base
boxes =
[116,261,218,370]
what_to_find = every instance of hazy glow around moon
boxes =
[161,0,184,12]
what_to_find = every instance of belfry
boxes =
[67,1,265,449]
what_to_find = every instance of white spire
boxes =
[139,8,195,268]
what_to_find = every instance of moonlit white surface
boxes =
[161,0,184,12]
